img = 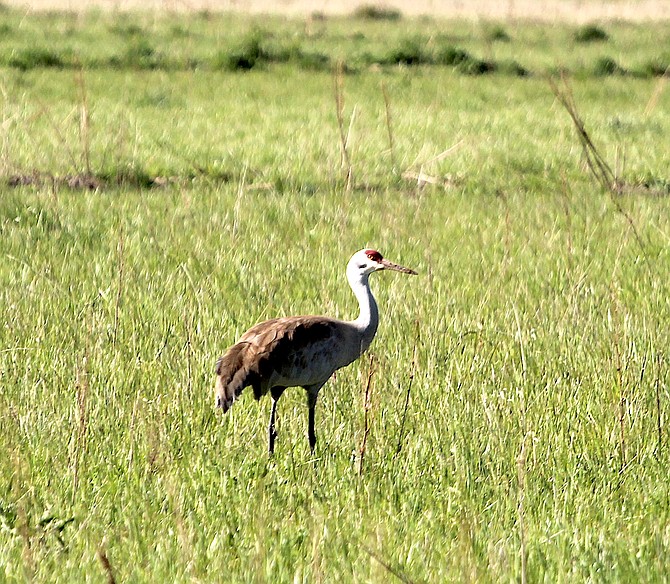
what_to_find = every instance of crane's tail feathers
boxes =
[214,343,257,412]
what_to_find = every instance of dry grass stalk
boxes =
[184,315,193,395]
[0,80,13,176]
[548,74,619,193]
[9,453,36,578]
[548,73,649,262]
[394,344,417,458]
[358,354,376,476]
[559,173,574,258]
[608,287,628,470]
[97,545,117,584]
[401,170,441,186]
[126,388,141,472]
[381,81,395,168]
[513,304,527,377]
[232,164,248,237]
[309,514,325,584]
[403,141,464,189]
[655,353,664,457]
[644,65,670,117]
[71,332,90,501]
[165,475,195,577]
[419,141,465,166]
[75,67,92,176]
[345,104,357,169]
[362,544,417,584]
[496,189,512,262]
[113,227,125,349]
[34,99,80,174]
[617,354,627,469]
[333,60,353,190]
[17,505,35,578]
[516,434,529,584]
[614,144,625,185]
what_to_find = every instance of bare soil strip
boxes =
[7,0,670,22]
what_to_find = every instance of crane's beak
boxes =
[380,258,418,275]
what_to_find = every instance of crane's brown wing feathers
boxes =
[215,316,339,412]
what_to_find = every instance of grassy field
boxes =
[1,8,670,583]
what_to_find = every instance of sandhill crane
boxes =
[214,249,417,454]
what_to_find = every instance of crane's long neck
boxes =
[349,272,379,353]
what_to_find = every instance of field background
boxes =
[6,0,670,21]
[1,2,670,583]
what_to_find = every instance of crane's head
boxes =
[348,249,418,280]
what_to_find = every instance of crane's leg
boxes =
[268,387,285,455]
[305,383,325,454]
[268,397,279,455]
[308,393,318,453]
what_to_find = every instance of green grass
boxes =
[0,10,668,77]
[1,7,670,583]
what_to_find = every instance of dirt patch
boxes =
[7,0,670,21]
[7,171,171,190]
